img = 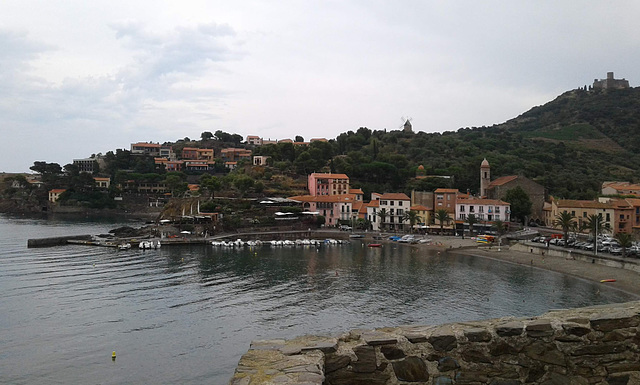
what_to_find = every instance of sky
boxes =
[2,1,640,173]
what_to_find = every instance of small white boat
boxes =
[118,243,131,250]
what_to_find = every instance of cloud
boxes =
[0,23,243,171]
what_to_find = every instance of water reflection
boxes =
[1,215,637,385]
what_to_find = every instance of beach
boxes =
[412,234,640,297]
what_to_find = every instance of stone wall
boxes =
[229,301,640,384]
[512,242,640,273]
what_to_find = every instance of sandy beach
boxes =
[410,234,640,297]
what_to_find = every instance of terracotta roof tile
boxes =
[488,175,518,187]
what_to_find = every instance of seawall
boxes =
[229,301,640,384]
[512,242,640,274]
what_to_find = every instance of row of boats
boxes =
[211,238,349,247]
[118,240,161,250]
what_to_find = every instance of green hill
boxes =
[296,87,640,200]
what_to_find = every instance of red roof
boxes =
[488,175,518,187]
[380,192,410,200]
[411,205,429,211]
[349,188,364,194]
[434,188,459,193]
[556,200,613,209]
[310,173,349,180]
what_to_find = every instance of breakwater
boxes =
[26,234,92,248]
[229,301,640,384]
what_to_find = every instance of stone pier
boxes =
[229,301,640,384]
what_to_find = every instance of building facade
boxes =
[308,173,350,196]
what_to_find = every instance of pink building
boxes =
[307,173,350,196]
[288,194,358,227]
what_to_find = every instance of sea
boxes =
[0,214,636,384]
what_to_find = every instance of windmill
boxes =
[400,116,413,132]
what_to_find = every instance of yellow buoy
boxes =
[112,351,116,361]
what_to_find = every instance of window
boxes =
[460,206,465,212]
[397,209,404,216]
[436,195,443,200]
[398,201,403,206]
[488,215,493,221]
[447,195,451,200]
[469,206,475,213]
[460,214,466,220]
[495,207,500,213]
[381,200,387,205]
[390,201,394,206]
[479,206,484,213]
[606,213,610,222]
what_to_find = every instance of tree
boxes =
[614,232,634,258]
[467,214,478,236]
[165,174,188,197]
[200,174,221,198]
[377,208,389,231]
[201,131,214,141]
[493,219,507,239]
[553,211,576,247]
[295,135,304,143]
[403,210,420,233]
[435,209,451,235]
[234,175,255,197]
[503,186,532,224]
[583,213,609,253]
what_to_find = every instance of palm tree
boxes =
[614,232,634,258]
[493,219,507,236]
[553,211,576,248]
[583,213,609,253]
[435,209,451,235]
[467,214,478,237]
[403,210,420,233]
[377,208,389,231]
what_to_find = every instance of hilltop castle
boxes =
[593,72,629,90]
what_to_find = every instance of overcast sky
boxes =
[2,1,639,172]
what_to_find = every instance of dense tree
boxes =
[503,186,532,224]
[201,131,214,141]
[295,135,304,142]
[234,175,255,197]
[200,174,221,198]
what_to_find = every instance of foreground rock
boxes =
[229,301,640,384]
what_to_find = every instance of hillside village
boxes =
[3,129,640,241]
[4,74,640,239]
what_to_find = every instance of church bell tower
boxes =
[480,158,490,197]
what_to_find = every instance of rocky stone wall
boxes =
[229,301,640,384]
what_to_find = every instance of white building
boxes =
[370,192,411,231]
[456,198,510,222]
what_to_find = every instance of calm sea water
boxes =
[0,215,636,384]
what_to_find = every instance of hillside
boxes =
[302,87,640,200]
